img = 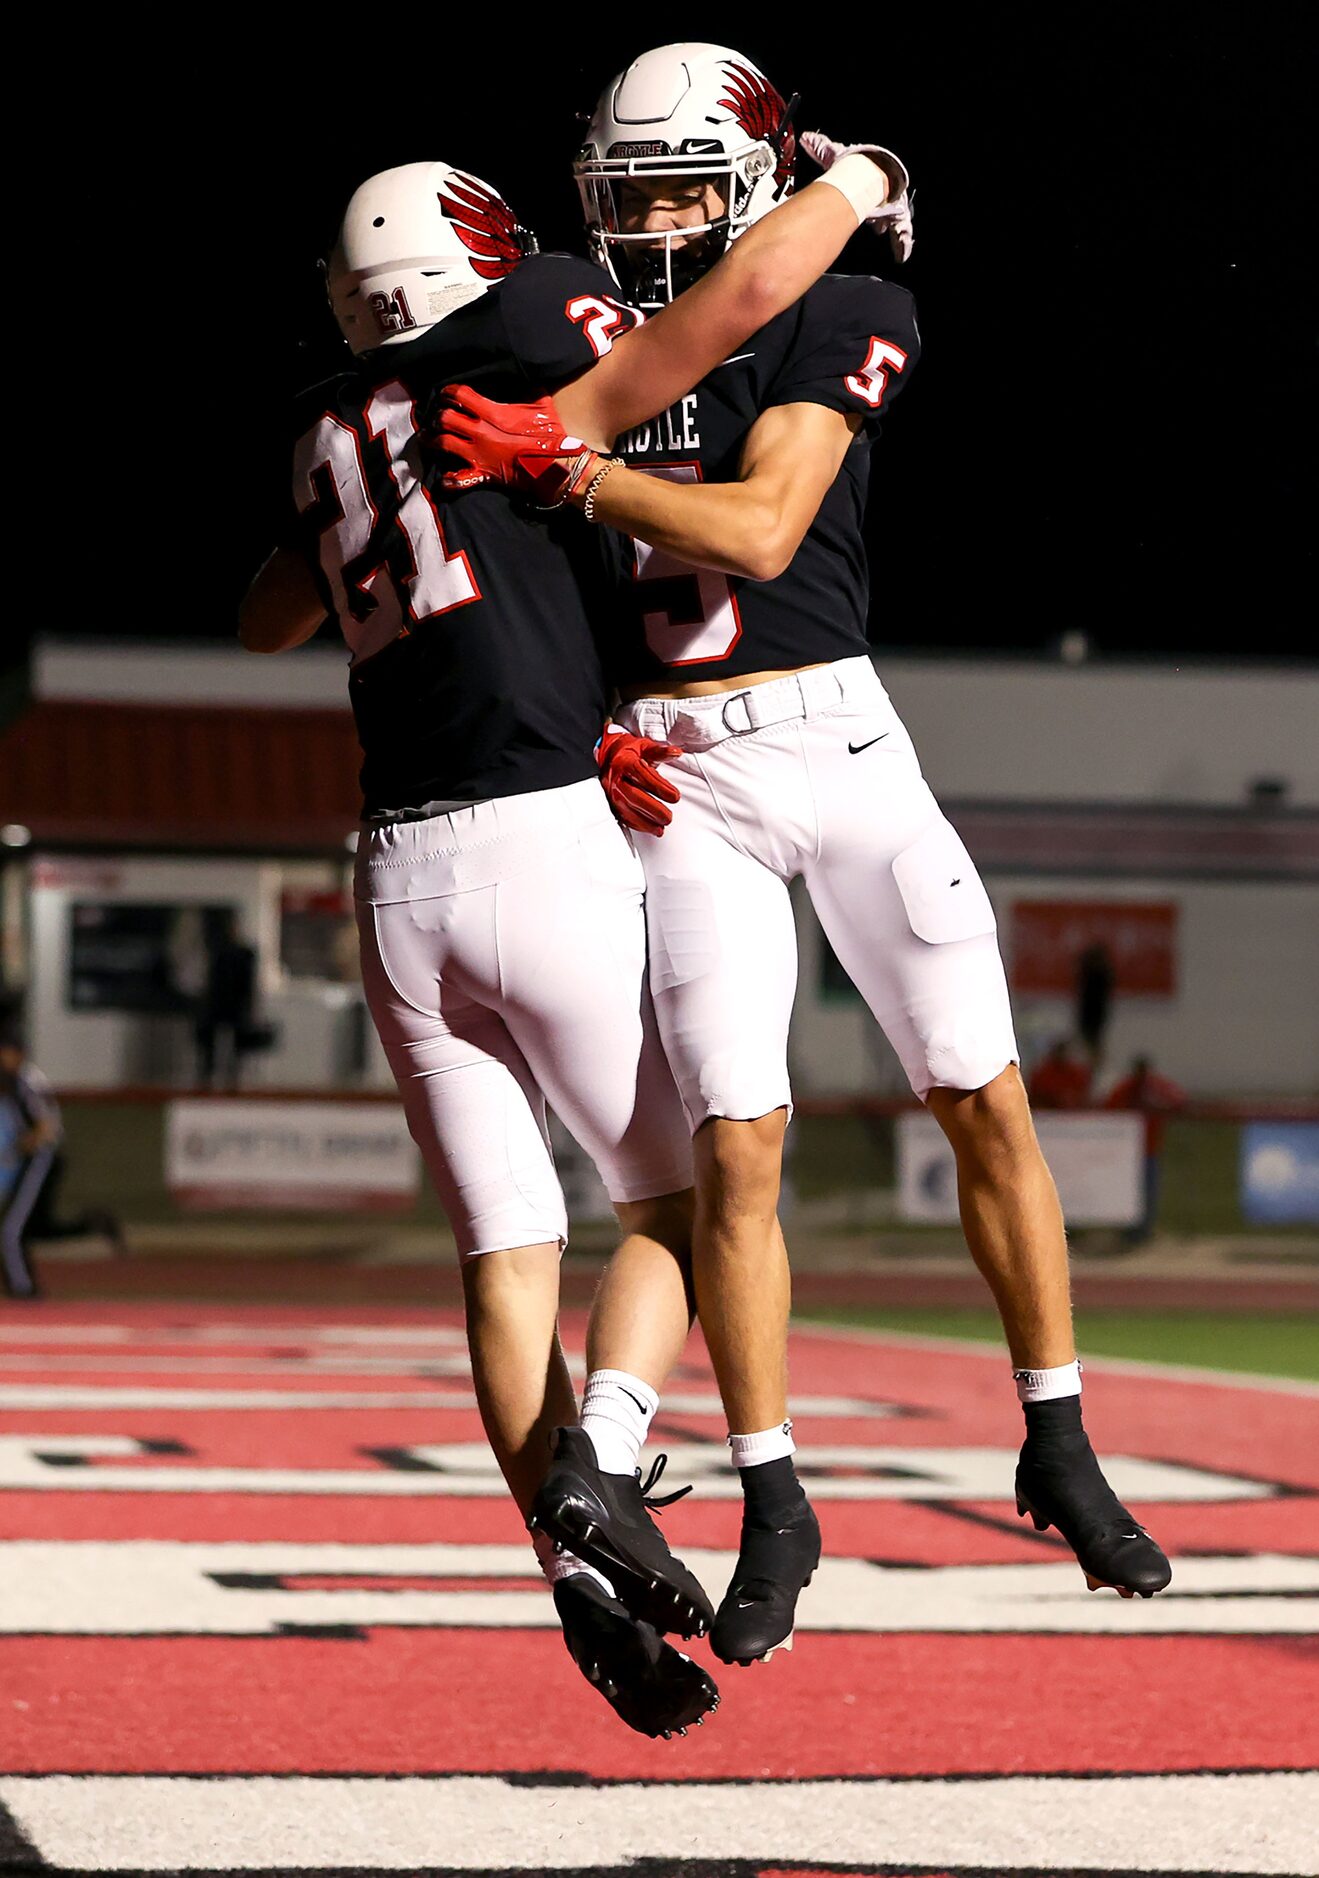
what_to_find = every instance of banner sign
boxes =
[898,1110,1145,1226]
[1240,1122,1319,1225]
[166,1101,419,1213]
[1010,901,1178,996]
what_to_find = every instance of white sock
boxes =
[531,1528,614,1598]
[580,1367,658,1475]
[1014,1359,1083,1403]
[728,1420,796,1468]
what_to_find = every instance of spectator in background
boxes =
[194,910,259,1089]
[1,1013,122,1299]
[1027,1036,1093,1111]
[1075,940,1116,1073]
[1104,1054,1187,1244]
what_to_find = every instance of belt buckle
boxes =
[720,692,755,736]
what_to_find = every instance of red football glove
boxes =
[596,722,683,836]
[435,384,601,506]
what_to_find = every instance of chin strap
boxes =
[773,90,802,182]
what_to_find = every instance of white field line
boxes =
[0,1384,891,1416]
[3,1771,1315,1874]
[4,1540,1312,1637]
[0,1436,1265,1503]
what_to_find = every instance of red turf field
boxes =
[0,1302,1316,1875]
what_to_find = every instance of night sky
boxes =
[52,12,1313,664]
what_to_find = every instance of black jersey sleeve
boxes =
[495,253,644,389]
[762,275,921,437]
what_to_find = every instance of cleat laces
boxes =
[637,1451,692,1512]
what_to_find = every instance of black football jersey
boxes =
[603,274,920,686]
[287,254,642,814]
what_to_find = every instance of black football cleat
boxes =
[531,1426,714,1639]
[553,1574,719,1739]
[1016,1436,1172,1598]
[710,1497,821,1666]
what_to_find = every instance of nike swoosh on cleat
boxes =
[848,734,890,754]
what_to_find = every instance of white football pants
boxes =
[356,780,692,1259]
[618,656,1019,1129]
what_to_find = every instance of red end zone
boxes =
[0,1302,1316,1872]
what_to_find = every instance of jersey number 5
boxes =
[845,336,909,408]
[631,463,742,667]
[293,381,480,663]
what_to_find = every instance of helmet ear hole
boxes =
[326,161,535,354]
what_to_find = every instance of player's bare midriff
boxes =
[619,662,832,702]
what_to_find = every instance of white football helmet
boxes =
[326,161,537,355]
[576,43,797,307]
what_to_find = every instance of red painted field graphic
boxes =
[0,1302,1316,1875]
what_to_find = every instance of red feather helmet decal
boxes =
[718,61,796,193]
[436,172,532,279]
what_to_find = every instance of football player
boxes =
[438,41,1173,1670]
[240,142,902,1734]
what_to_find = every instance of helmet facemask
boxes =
[578,157,745,308]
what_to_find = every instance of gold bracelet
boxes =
[582,458,620,523]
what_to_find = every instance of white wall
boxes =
[27,855,395,1092]
[876,659,1319,807]
[33,642,350,712]
[29,858,272,1087]
[791,874,1319,1099]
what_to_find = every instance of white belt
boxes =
[628,657,880,753]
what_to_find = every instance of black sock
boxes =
[1023,1395,1094,1461]
[739,1454,806,1523]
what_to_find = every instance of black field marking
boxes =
[272,1622,369,1639]
[207,1572,288,1590]
[0,1794,46,1870]
[1139,1453,1308,1499]
[912,1496,1072,1548]
[358,1444,442,1472]
[0,1628,376,1642]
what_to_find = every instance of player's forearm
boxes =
[238,548,328,654]
[559,155,891,448]
[576,466,788,583]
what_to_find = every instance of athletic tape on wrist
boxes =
[815,151,892,225]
